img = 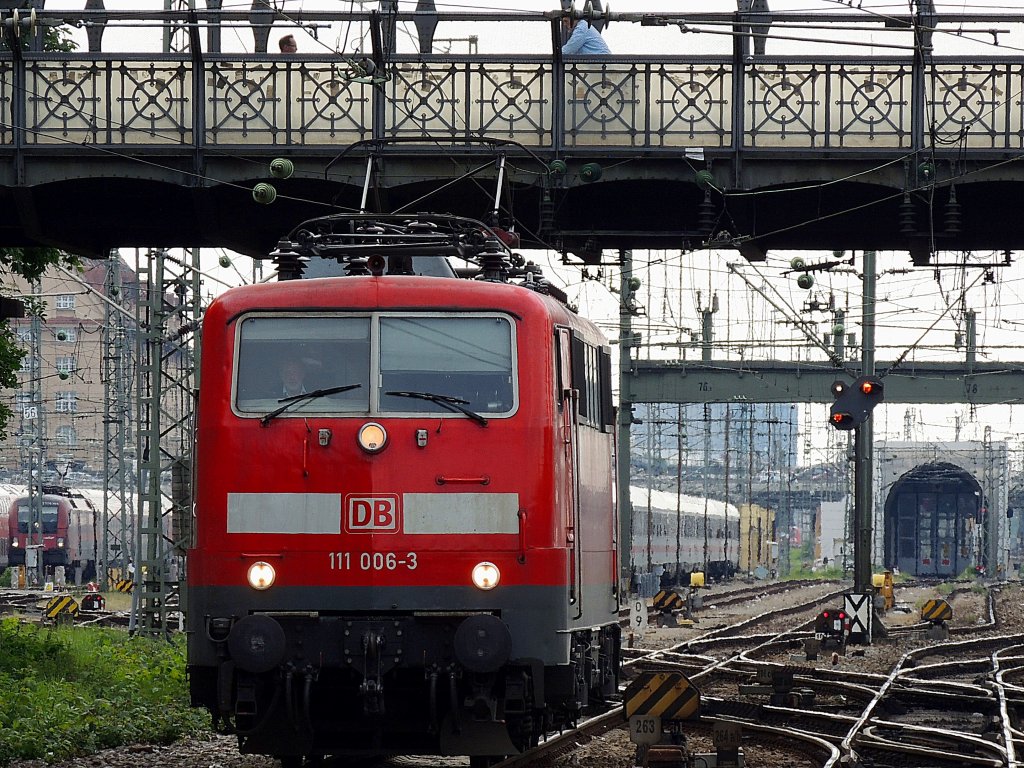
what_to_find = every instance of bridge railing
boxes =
[3,52,1024,153]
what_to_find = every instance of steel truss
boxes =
[131,248,199,637]
[100,254,136,589]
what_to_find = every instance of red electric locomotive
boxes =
[187,214,621,765]
[7,485,98,581]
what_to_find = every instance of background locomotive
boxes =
[6,485,98,581]
[186,214,621,766]
[0,484,18,570]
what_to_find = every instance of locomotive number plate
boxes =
[329,552,419,571]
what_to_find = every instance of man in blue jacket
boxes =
[561,16,610,55]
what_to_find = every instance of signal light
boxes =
[822,611,829,619]
[831,411,855,429]
[828,375,884,430]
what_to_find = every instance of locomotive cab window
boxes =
[234,316,371,413]
[233,313,515,418]
[379,316,515,416]
[16,502,59,534]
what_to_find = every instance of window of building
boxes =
[15,391,31,407]
[56,356,76,374]
[56,425,77,447]
[55,392,78,413]
[15,327,33,344]
[18,355,38,373]
[54,327,76,343]
[55,294,76,311]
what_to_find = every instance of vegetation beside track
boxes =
[0,617,209,765]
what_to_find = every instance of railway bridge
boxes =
[6,6,1024,260]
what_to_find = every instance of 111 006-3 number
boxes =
[329,552,418,571]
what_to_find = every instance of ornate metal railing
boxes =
[5,52,1024,154]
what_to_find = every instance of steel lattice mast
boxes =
[101,254,136,589]
[131,248,199,637]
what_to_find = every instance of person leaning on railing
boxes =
[279,34,297,54]
[561,16,610,55]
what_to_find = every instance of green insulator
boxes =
[918,161,935,180]
[218,255,232,268]
[790,256,805,270]
[797,273,814,289]
[549,159,568,175]
[833,323,845,335]
[58,371,69,380]
[628,277,642,291]
[579,162,603,182]
[694,170,715,190]
[253,183,277,205]
[269,158,295,179]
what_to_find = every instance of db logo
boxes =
[345,495,401,533]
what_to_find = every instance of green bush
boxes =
[0,618,209,765]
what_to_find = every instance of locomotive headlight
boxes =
[11,539,17,547]
[357,422,388,453]
[247,561,276,590]
[471,561,500,590]
[57,538,65,548]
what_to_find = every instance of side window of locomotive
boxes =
[379,316,515,415]
[568,333,614,431]
[234,316,371,413]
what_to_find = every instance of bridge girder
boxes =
[627,360,1024,405]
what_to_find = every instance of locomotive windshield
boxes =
[234,313,515,417]
[16,502,59,533]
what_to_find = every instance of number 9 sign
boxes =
[629,597,648,632]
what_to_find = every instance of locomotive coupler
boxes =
[467,675,499,722]
[360,631,387,714]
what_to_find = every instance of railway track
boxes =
[489,580,1021,768]
[0,588,133,628]
[5,579,1017,768]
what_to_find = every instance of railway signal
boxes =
[828,375,884,430]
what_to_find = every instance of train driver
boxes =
[279,355,308,398]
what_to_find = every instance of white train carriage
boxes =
[630,485,741,585]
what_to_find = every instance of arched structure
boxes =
[883,461,984,577]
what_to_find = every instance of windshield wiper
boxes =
[260,384,363,426]
[385,390,489,427]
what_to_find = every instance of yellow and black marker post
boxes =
[44,595,80,625]
[625,671,701,766]
[922,597,952,641]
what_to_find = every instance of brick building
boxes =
[1,257,139,484]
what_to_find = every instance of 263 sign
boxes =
[629,714,661,746]
[629,596,649,632]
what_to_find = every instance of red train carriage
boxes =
[187,215,621,765]
[7,486,97,581]
[0,485,16,569]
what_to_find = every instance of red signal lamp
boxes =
[831,412,855,428]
